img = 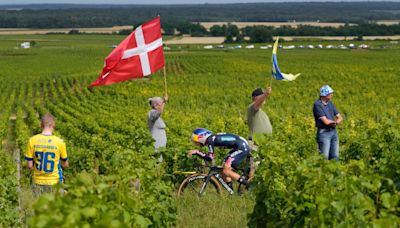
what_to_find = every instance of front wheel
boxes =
[177,174,221,197]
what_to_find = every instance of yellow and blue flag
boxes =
[272,37,300,81]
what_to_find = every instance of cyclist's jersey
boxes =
[25,134,68,185]
[205,133,250,159]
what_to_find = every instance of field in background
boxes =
[199,21,355,30]
[1,34,399,227]
[165,36,226,44]
[376,20,400,25]
[0,26,133,35]
[199,20,400,30]
[2,33,399,45]
[164,35,400,44]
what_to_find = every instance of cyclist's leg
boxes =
[221,149,238,180]
[226,148,251,186]
[223,157,240,181]
[221,157,236,191]
[222,148,249,180]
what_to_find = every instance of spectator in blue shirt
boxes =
[313,85,343,160]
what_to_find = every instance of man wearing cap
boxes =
[313,85,343,160]
[247,86,273,144]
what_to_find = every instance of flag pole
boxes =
[270,35,278,88]
[270,38,274,88]
[163,65,168,96]
[270,72,273,88]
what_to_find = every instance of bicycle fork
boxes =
[199,170,213,196]
[199,174,211,196]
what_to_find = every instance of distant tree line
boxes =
[63,22,400,42]
[1,2,400,42]
[1,2,400,28]
[207,23,400,43]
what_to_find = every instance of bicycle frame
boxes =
[177,153,255,197]
[200,166,234,195]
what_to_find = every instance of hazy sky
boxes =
[1,0,399,4]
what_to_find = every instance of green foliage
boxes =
[30,148,176,227]
[1,34,400,226]
[211,23,240,37]
[224,34,234,43]
[248,123,400,227]
[176,22,208,37]
[235,33,245,43]
[118,29,133,35]
[249,26,274,43]
[68,29,80,35]
[0,151,19,227]
[210,25,226,36]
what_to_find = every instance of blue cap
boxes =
[320,85,334,96]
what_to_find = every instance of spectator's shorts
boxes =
[32,183,55,197]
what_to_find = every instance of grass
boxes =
[176,194,255,228]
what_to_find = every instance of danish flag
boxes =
[89,17,164,87]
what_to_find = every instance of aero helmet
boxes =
[191,128,212,144]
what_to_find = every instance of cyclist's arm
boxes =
[206,144,215,161]
[188,150,213,161]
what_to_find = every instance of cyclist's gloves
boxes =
[193,151,214,161]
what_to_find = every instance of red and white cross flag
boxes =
[89,17,164,87]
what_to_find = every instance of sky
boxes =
[1,0,400,4]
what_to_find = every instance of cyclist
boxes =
[188,128,251,189]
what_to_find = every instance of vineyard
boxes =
[0,34,400,227]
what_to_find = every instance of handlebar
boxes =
[193,154,215,167]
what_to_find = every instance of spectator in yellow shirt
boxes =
[25,113,68,197]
